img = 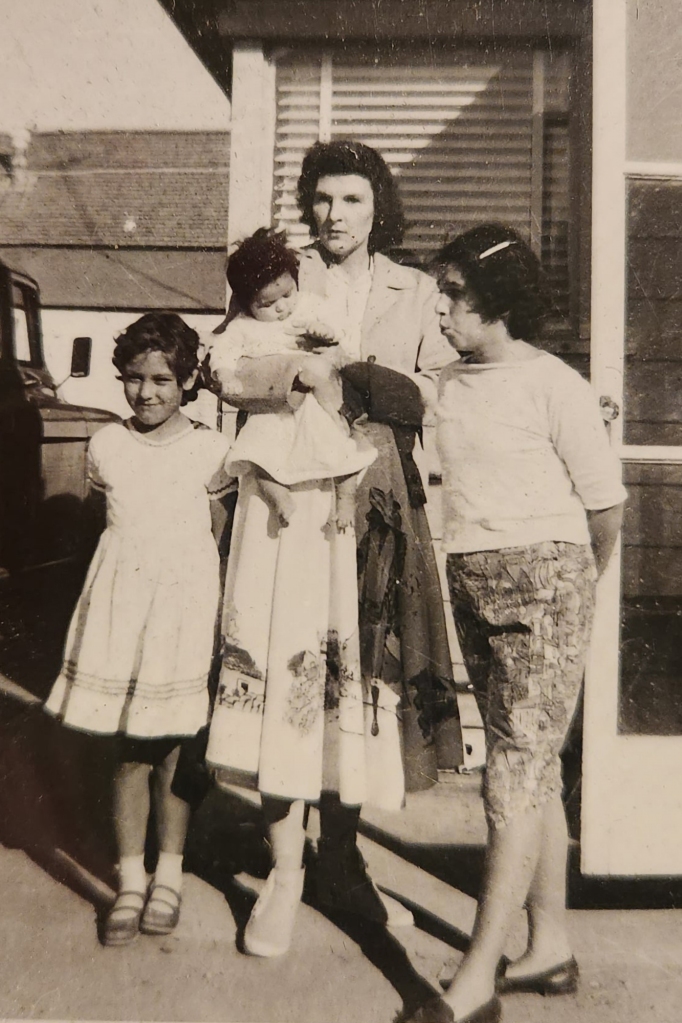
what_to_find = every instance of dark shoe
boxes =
[102,890,146,947]
[496,956,579,996]
[139,884,181,936]
[315,838,414,925]
[316,838,388,924]
[403,994,502,1023]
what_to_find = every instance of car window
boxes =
[12,282,37,364]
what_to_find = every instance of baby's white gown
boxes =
[209,298,376,484]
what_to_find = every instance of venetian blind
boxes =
[273,47,571,321]
[542,116,570,320]
[541,52,572,323]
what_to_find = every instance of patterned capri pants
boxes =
[446,541,597,829]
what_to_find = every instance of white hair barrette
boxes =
[478,240,516,260]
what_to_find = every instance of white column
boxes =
[580,0,627,875]
[227,42,277,247]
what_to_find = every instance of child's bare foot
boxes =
[257,476,295,528]
[333,475,357,533]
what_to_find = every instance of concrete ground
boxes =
[1,769,681,1023]
[0,555,681,1023]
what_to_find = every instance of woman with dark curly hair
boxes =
[402,226,626,1023]
[210,140,460,956]
[295,138,462,910]
[295,139,406,254]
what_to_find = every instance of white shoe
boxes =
[243,868,305,958]
[378,890,414,928]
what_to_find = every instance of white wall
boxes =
[0,0,230,133]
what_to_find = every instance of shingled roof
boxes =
[0,131,230,248]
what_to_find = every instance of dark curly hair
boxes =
[432,224,547,341]
[113,312,199,384]
[296,140,405,254]
[226,228,300,312]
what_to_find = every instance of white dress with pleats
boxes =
[45,418,233,738]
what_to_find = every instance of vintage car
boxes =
[0,260,119,697]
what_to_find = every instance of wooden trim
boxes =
[619,446,682,463]
[530,51,546,257]
[217,1,589,43]
[581,0,627,877]
[319,55,333,142]
[625,161,682,179]
[589,3,626,445]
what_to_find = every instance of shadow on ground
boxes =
[185,786,451,1019]
[2,555,682,1023]
[0,559,117,913]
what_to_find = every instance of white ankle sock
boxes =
[154,852,183,892]
[117,855,147,894]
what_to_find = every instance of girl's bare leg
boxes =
[152,745,191,857]
[113,760,151,863]
[442,806,544,1019]
[135,745,190,935]
[150,744,190,895]
[107,761,152,934]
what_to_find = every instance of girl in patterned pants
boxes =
[403,226,626,1023]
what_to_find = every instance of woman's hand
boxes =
[587,503,625,577]
[292,316,342,352]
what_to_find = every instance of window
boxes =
[272,45,573,331]
[12,282,40,366]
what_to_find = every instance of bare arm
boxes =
[587,503,624,578]
[218,353,306,413]
[545,365,627,578]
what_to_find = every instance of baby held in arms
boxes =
[209,229,375,531]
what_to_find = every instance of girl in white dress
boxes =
[45,313,233,947]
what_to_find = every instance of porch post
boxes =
[580,0,627,875]
[227,42,277,247]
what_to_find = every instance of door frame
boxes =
[581,0,682,876]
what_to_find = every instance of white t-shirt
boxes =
[436,351,627,553]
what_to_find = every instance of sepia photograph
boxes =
[0,1,681,1021]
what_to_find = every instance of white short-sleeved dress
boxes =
[45,418,233,739]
